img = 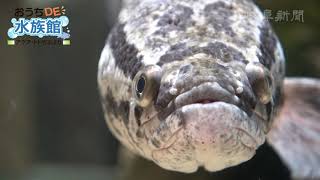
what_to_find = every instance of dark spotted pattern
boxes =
[257,21,277,70]
[155,4,194,35]
[157,42,248,66]
[155,82,176,108]
[204,2,235,37]
[109,23,144,79]
[273,86,283,110]
[151,138,161,148]
[156,100,177,121]
[134,106,143,126]
[266,102,273,121]
[237,80,257,116]
[101,88,130,125]
[179,64,193,74]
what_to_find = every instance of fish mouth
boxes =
[156,81,251,122]
[173,81,241,109]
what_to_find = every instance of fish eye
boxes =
[245,62,272,104]
[133,65,162,107]
[136,76,146,98]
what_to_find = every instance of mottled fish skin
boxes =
[98,0,285,172]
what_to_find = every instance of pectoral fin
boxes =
[267,78,320,179]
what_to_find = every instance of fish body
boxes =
[98,0,320,178]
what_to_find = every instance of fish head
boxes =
[130,53,273,172]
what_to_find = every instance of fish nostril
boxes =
[155,82,177,108]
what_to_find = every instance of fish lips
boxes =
[151,83,265,172]
[174,81,240,108]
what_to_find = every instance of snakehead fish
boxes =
[97,0,320,178]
